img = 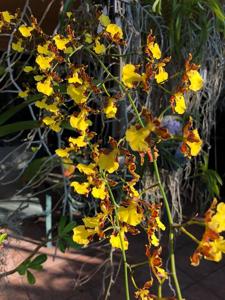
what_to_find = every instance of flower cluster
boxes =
[191,199,225,265]
[0,8,209,300]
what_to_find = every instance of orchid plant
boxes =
[0,7,224,300]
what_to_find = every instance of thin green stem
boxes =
[159,105,172,119]
[153,158,183,300]
[130,260,148,269]
[180,227,201,244]
[104,176,130,300]
[85,47,145,128]
[173,219,205,228]
[128,266,139,290]
[158,283,162,299]
[127,93,144,127]
[158,84,173,95]
[85,47,122,86]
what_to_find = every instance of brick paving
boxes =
[1,221,225,300]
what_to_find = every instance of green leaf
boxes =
[0,65,5,77]
[0,94,42,126]
[62,222,76,234]
[0,120,40,137]
[152,0,162,14]
[214,171,223,186]
[57,239,66,253]
[17,260,30,275]
[29,254,47,268]
[58,216,68,236]
[29,264,43,271]
[205,0,225,24]
[22,157,49,181]
[26,270,36,285]
[58,216,76,237]
[0,233,7,245]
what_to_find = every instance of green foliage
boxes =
[0,94,43,138]
[148,0,225,60]
[22,157,52,182]
[0,233,7,245]
[16,254,47,285]
[0,94,42,126]
[0,65,5,77]
[198,153,223,197]
[57,216,80,253]
[0,120,40,137]
[17,260,30,276]
[26,270,36,285]
[152,0,162,14]
[29,254,48,269]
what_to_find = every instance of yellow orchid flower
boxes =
[47,103,59,113]
[67,84,88,104]
[93,38,106,55]
[209,202,225,233]
[18,24,34,37]
[2,11,15,23]
[207,237,225,262]
[42,116,55,125]
[69,110,90,132]
[104,98,117,119]
[91,183,107,200]
[72,225,95,245]
[69,135,87,148]
[36,55,54,71]
[186,129,202,156]
[76,163,96,175]
[106,23,123,40]
[34,75,45,82]
[84,33,93,44]
[187,69,203,91]
[42,116,61,132]
[12,39,24,53]
[53,34,70,50]
[36,78,53,96]
[82,213,104,232]
[118,203,143,226]
[109,228,128,251]
[98,149,119,173]
[68,71,83,84]
[147,41,161,59]
[70,181,89,195]
[37,42,51,55]
[181,119,203,158]
[122,64,143,88]
[155,217,166,231]
[125,125,150,152]
[18,88,29,99]
[135,288,152,300]
[151,232,159,247]
[174,92,186,115]
[55,148,70,158]
[99,14,111,27]
[155,66,168,84]
[35,99,48,109]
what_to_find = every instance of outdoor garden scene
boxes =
[0,0,225,299]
